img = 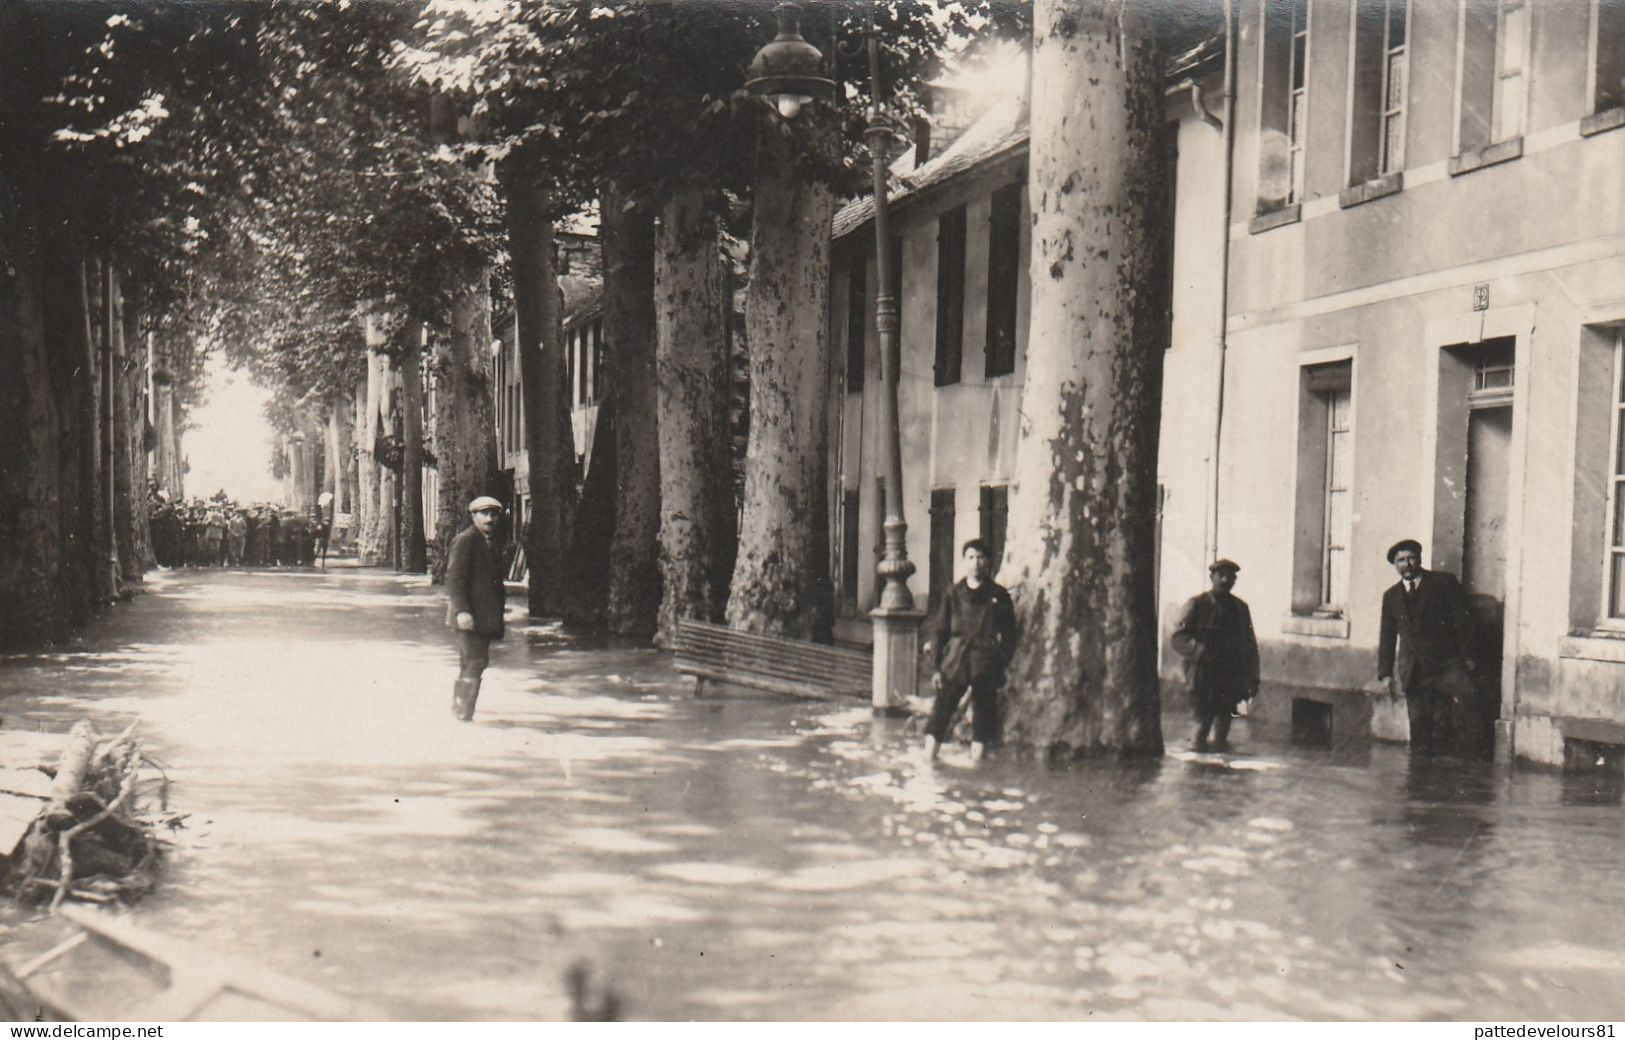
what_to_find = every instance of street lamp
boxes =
[748,1,920,717]
[745,3,835,120]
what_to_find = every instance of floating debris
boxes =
[1,720,172,909]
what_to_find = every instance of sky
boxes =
[183,354,282,503]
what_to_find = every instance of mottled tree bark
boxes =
[46,236,95,629]
[0,175,70,647]
[725,115,837,640]
[354,376,377,563]
[654,189,736,648]
[1001,0,1170,758]
[372,363,398,567]
[398,341,428,573]
[333,391,352,516]
[503,163,576,617]
[599,183,661,636]
[358,349,387,563]
[115,294,152,576]
[80,259,112,606]
[151,369,182,499]
[431,260,499,583]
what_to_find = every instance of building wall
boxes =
[829,155,1031,645]
[1157,92,1235,661]
[1199,0,1625,763]
[831,100,1222,648]
[828,1,1625,764]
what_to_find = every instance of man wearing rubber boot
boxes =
[446,496,508,721]
[1172,559,1260,751]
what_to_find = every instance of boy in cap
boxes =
[445,495,508,721]
[1171,559,1260,751]
[1376,539,1480,757]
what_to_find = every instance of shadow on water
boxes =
[3,569,1625,1021]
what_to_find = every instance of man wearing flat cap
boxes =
[1377,539,1479,756]
[445,495,509,721]
[1171,559,1260,751]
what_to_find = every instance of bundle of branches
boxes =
[3,721,172,909]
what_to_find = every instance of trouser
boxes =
[1405,659,1480,757]
[926,677,1001,746]
[1191,681,1247,747]
[452,629,492,720]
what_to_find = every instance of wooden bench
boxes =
[673,619,872,702]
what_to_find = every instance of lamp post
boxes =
[749,2,920,716]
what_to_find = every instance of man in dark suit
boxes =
[446,495,508,721]
[1377,538,1478,757]
[1171,559,1260,751]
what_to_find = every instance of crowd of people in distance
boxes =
[147,485,333,569]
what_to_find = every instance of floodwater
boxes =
[2,567,1623,1021]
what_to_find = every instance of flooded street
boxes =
[3,567,1624,1021]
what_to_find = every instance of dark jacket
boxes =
[1171,590,1260,696]
[1378,569,1474,688]
[930,579,1017,686]
[445,526,507,639]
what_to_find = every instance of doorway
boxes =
[1434,339,1514,756]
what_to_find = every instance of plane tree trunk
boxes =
[1000,0,1171,759]
[654,189,736,648]
[725,114,837,640]
[502,161,576,617]
[430,260,499,582]
[599,183,662,636]
[399,338,428,573]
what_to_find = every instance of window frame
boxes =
[1288,0,1311,203]
[1491,0,1530,145]
[1344,0,1410,191]
[1379,0,1410,175]
[1584,0,1625,130]
[1288,351,1357,628]
[1600,331,1625,627]
[1319,382,1353,613]
[1256,0,1312,215]
[1452,0,1531,158]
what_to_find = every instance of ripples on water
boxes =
[2,569,1623,1021]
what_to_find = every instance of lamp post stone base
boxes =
[870,606,924,716]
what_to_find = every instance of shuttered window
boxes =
[979,484,1009,577]
[934,207,966,387]
[985,185,1021,378]
[929,488,957,615]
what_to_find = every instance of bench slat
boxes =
[674,619,872,701]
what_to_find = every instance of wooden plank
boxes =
[0,792,43,857]
[675,620,874,703]
[678,664,845,702]
[0,768,54,799]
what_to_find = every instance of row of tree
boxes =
[1,0,1187,755]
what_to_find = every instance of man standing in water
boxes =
[445,496,508,721]
[923,538,1018,763]
[1377,538,1478,756]
[1171,559,1260,751]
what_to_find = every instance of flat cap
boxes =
[1209,558,1240,574]
[468,495,505,514]
[1386,538,1422,563]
